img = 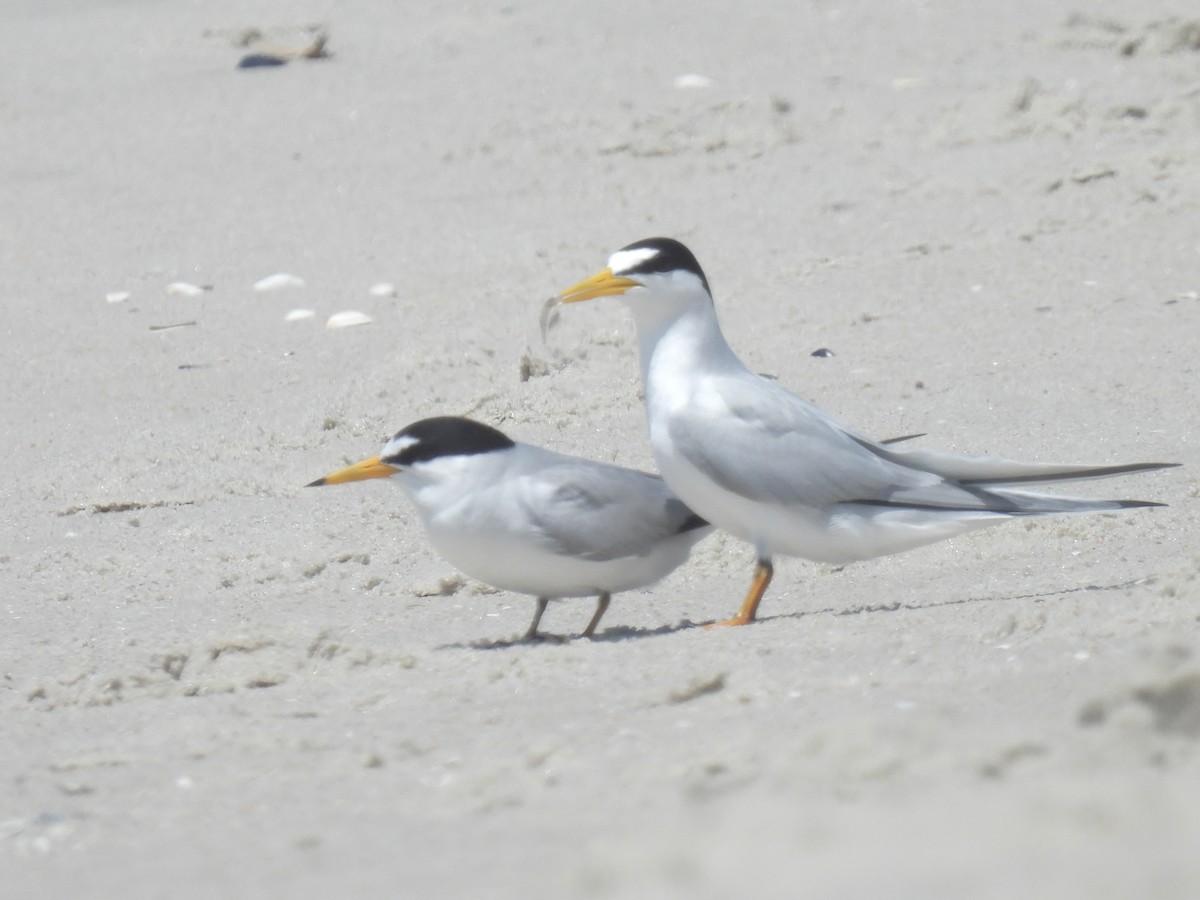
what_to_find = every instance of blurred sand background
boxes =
[3,1,1199,897]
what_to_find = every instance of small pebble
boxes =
[254,273,305,292]
[106,291,131,304]
[811,347,835,358]
[238,54,288,69]
[326,310,373,329]
[166,282,206,297]
[368,282,397,298]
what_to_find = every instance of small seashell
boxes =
[673,73,714,89]
[368,282,397,298]
[254,272,305,292]
[284,308,316,322]
[325,310,372,329]
[810,347,835,358]
[106,291,131,304]
[166,282,207,297]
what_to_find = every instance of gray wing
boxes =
[670,372,1176,513]
[521,459,709,563]
[669,374,1001,510]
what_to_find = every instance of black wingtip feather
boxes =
[879,433,927,446]
[962,461,1180,487]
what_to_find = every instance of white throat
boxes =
[621,288,743,391]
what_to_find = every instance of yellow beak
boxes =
[307,455,398,487]
[558,268,640,303]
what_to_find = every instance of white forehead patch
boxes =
[607,246,658,276]
[383,433,420,456]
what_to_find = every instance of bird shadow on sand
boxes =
[439,576,1156,651]
[438,617,711,651]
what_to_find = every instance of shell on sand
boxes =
[166,282,206,297]
[284,308,316,322]
[254,273,306,292]
[325,310,373,329]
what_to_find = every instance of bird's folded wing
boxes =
[670,375,1052,511]
[668,377,940,508]
[670,375,1176,513]
[522,464,702,563]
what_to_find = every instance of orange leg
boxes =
[708,559,773,628]
[581,592,611,639]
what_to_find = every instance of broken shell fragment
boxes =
[284,308,316,322]
[368,282,397,298]
[254,272,305,292]
[166,282,207,297]
[106,291,131,304]
[325,310,372,329]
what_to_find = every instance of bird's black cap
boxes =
[616,237,710,295]
[383,416,515,467]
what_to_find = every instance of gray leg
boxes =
[582,592,611,639]
[525,597,550,640]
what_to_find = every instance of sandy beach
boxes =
[3,1,1199,897]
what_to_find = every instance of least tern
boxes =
[555,237,1177,626]
[308,416,712,639]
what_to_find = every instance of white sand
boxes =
[3,1,1198,897]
